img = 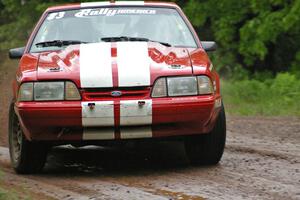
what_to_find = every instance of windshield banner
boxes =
[47,8,157,20]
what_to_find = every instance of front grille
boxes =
[81,87,151,100]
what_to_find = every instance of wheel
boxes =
[184,103,226,165]
[8,102,48,174]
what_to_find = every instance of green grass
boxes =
[0,169,31,200]
[0,188,19,200]
[0,169,17,200]
[221,73,300,116]
[0,184,32,200]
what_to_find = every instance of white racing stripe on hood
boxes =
[80,1,144,7]
[80,43,113,88]
[81,2,110,7]
[115,1,144,5]
[117,42,150,87]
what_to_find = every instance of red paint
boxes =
[113,100,121,139]
[111,43,119,88]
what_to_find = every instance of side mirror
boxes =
[9,47,25,59]
[201,41,217,52]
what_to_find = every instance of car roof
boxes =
[46,1,179,12]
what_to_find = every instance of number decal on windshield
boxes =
[47,12,65,20]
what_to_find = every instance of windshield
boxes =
[30,7,197,52]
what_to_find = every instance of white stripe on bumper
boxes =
[117,42,150,87]
[80,43,113,88]
[83,128,114,140]
[120,126,152,139]
[82,101,114,127]
[120,100,152,126]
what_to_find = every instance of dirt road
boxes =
[0,116,299,200]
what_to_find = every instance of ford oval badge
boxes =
[111,91,122,97]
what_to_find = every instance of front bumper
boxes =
[15,95,222,141]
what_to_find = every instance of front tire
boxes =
[184,103,226,165]
[8,102,48,174]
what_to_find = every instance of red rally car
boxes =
[8,1,226,174]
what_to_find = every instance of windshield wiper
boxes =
[35,40,88,48]
[101,36,172,47]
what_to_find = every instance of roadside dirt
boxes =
[0,55,18,146]
[0,116,299,200]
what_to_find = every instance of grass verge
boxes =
[0,168,31,200]
[221,73,300,116]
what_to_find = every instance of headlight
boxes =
[18,81,81,101]
[151,76,214,97]
[167,77,198,96]
[34,82,64,101]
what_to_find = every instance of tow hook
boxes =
[138,101,145,107]
[88,103,96,110]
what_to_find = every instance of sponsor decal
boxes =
[47,8,156,21]
[169,64,183,69]
[47,9,156,21]
[48,67,62,72]
[75,8,156,17]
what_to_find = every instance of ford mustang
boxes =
[8,1,226,174]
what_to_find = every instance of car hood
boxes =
[36,42,196,88]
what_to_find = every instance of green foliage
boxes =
[252,71,273,81]
[183,0,300,75]
[0,169,32,200]
[0,187,32,200]
[0,168,18,200]
[291,51,300,78]
[0,188,18,200]
[222,73,300,116]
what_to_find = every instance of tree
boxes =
[184,0,300,75]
